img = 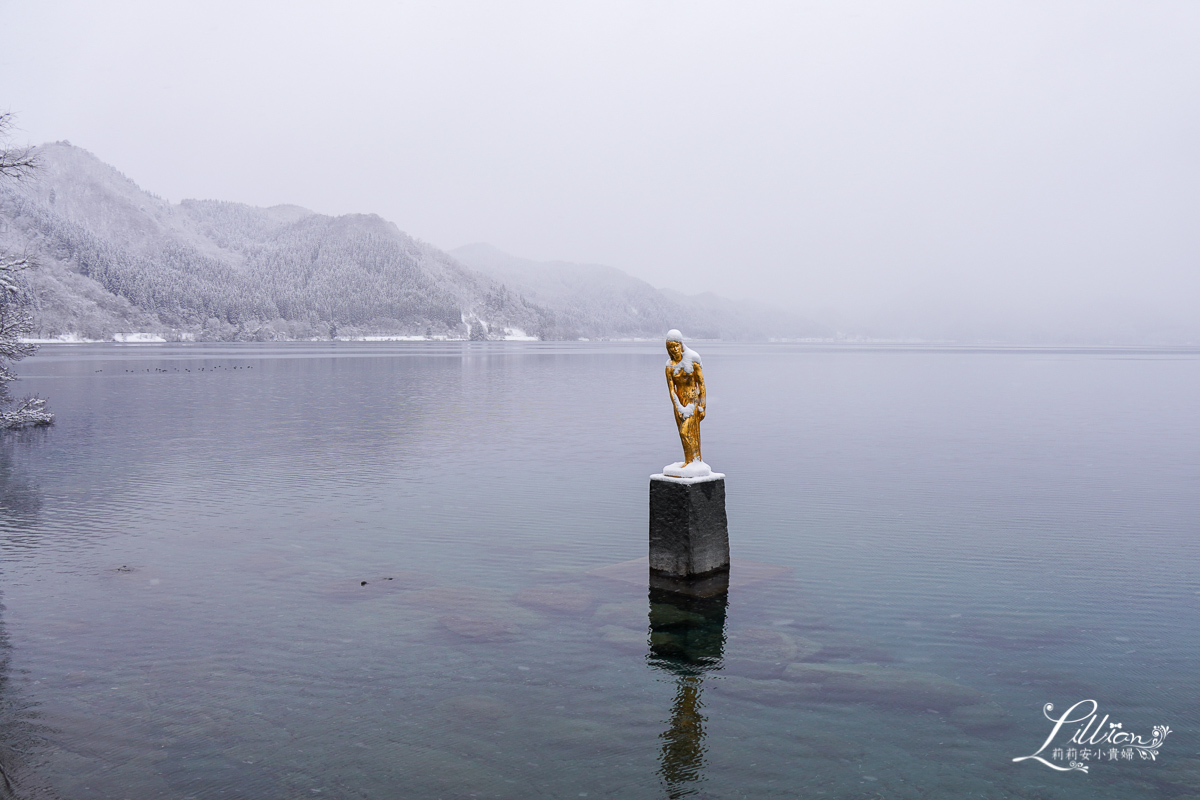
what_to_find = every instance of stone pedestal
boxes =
[649,474,729,582]
[648,566,730,598]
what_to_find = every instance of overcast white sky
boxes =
[2,1,1198,340]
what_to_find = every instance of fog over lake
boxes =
[3,2,1198,342]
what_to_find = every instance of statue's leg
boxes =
[680,416,701,464]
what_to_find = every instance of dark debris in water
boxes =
[317,572,431,602]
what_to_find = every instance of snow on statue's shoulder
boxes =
[667,346,702,375]
[653,460,724,483]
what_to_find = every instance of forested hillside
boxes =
[0,142,824,342]
[0,143,547,341]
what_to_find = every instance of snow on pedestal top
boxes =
[652,460,725,483]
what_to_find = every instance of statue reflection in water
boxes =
[646,580,728,798]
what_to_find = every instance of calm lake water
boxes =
[0,341,1198,799]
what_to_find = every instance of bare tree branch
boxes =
[0,113,39,181]
[0,396,52,428]
[0,112,52,427]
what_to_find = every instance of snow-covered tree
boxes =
[0,113,51,428]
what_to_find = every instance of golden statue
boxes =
[664,330,709,477]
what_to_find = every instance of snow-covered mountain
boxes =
[0,142,824,342]
[0,143,546,341]
[452,243,824,341]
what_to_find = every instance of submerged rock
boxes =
[515,584,597,615]
[800,631,897,664]
[990,667,1094,698]
[953,610,1081,651]
[592,599,649,628]
[438,614,521,642]
[598,625,647,653]
[712,675,812,706]
[715,667,1002,732]
[781,662,987,711]
[724,628,822,678]
[406,586,510,612]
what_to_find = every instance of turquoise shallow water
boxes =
[0,341,1198,798]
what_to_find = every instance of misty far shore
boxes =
[1,142,1192,346]
[0,143,824,344]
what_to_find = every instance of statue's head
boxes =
[665,330,684,361]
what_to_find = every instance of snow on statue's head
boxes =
[665,329,698,370]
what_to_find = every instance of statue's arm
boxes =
[666,366,682,415]
[695,365,706,420]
